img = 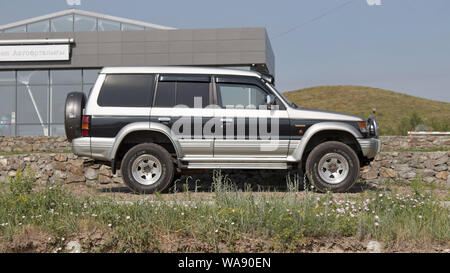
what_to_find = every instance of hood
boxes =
[288,107,364,122]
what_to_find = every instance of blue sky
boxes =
[1,0,449,102]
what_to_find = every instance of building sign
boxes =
[0,44,70,62]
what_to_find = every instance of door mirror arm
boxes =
[266,94,275,109]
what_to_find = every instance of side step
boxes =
[184,162,288,169]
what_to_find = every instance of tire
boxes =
[305,141,360,193]
[121,143,175,194]
[64,92,86,142]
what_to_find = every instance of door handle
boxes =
[158,117,171,122]
[220,118,233,123]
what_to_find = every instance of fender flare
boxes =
[108,121,183,161]
[290,122,363,162]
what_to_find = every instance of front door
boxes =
[212,77,290,159]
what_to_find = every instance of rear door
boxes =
[212,76,290,159]
[150,74,215,159]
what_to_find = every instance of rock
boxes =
[69,165,84,177]
[380,168,396,178]
[98,175,113,184]
[424,177,435,183]
[112,175,123,184]
[447,175,450,188]
[54,162,66,171]
[99,165,111,176]
[84,168,98,180]
[394,164,411,172]
[361,169,378,180]
[434,156,448,166]
[44,163,54,172]
[71,159,84,169]
[7,170,17,177]
[436,171,448,180]
[434,165,448,172]
[0,158,8,168]
[66,173,85,184]
[53,170,67,180]
[399,171,416,180]
[55,154,68,162]
[366,241,382,253]
[65,241,82,253]
[420,169,435,177]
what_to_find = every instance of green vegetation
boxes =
[0,170,448,252]
[283,86,450,135]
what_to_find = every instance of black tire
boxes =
[64,92,86,142]
[305,141,360,193]
[121,143,175,194]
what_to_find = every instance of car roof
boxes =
[100,66,262,78]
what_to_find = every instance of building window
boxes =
[27,20,50,33]
[121,23,144,31]
[0,69,106,136]
[98,18,120,31]
[51,15,74,32]
[3,25,26,33]
[74,14,97,32]
[82,69,101,97]
[0,71,16,136]
[50,70,82,135]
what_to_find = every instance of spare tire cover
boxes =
[64,92,86,142]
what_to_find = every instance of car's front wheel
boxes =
[305,141,360,192]
[121,143,175,194]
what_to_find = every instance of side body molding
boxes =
[288,122,363,162]
[108,121,183,161]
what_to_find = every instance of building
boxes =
[0,9,275,136]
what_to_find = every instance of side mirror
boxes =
[266,94,275,109]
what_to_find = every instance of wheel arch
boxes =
[291,122,363,164]
[109,122,182,165]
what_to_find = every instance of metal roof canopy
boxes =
[0,9,175,31]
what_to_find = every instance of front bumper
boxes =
[357,138,382,159]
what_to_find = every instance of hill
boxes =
[283,85,450,135]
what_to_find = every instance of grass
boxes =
[283,85,450,135]
[0,169,448,253]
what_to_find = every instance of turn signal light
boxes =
[81,115,90,137]
[358,121,368,133]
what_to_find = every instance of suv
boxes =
[65,66,381,193]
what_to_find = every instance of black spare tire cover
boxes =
[64,92,86,142]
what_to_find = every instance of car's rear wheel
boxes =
[305,141,360,192]
[121,143,174,194]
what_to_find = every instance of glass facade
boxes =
[0,69,100,136]
[1,13,156,33]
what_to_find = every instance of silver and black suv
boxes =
[64,66,381,193]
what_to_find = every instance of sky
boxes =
[0,0,449,102]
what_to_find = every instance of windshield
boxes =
[264,82,298,108]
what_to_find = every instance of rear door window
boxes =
[176,82,209,108]
[97,74,154,107]
[154,75,210,108]
[154,81,176,107]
